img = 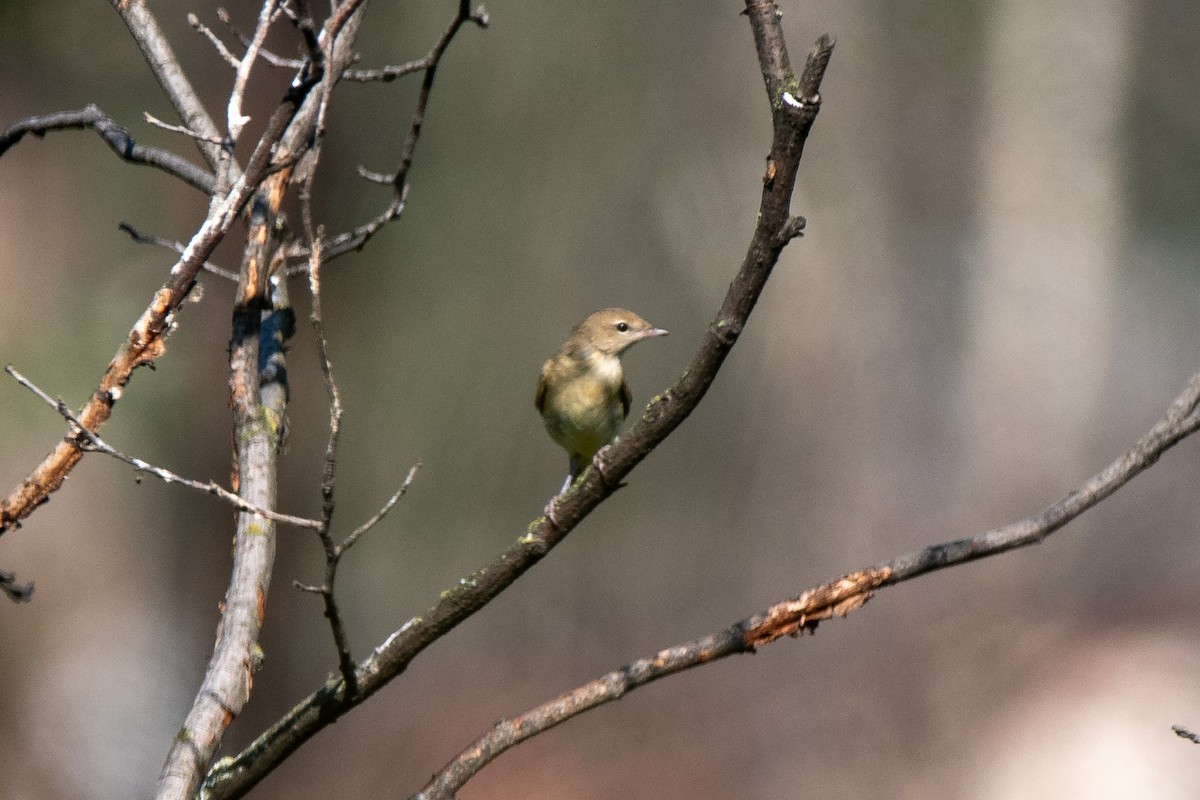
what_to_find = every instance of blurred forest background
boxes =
[2,1,1200,798]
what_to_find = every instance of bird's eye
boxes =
[614,321,630,333]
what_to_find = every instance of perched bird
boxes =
[536,308,668,493]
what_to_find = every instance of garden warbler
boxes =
[536,308,668,493]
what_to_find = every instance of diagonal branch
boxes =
[227,1,282,140]
[0,105,216,194]
[201,11,831,799]
[4,366,322,530]
[110,0,228,173]
[413,370,1200,798]
[118,222,239,281]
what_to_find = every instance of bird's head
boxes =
[571,308,668,357]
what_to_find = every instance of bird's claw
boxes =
[592,445,626,488]
[543,495,562,529]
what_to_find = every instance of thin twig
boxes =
[4,366,322,530]
[342,59,430,83]
[118,222,239,281]
[228,1,282,139]
[219,7,306,69]
[308,184,408,263]
[411,371,1200,799]
[297,0,487,260]
[341,465,421,554]
[300,36,340,532]
[392,0,490,198]
[302,231,359,694]
[188,12,241,68]
[0,105,216,194]
[143,112,227,145]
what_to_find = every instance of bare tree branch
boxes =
[143,112,227,146]
[413,371,1200,798]
[295,0,489,263]
[0,0,339,543]
[0,105,215,194]
[118,222,239,281]
[189,11,242,69]
[110,0,228,172]
[4,365,323,530]
[218,7,307,69]
[227,1,283,139]
[200,10,830,799]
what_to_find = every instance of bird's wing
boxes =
[620,378,632,418]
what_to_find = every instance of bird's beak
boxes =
[638,327,669,341]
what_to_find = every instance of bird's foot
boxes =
[591,445,627,489]
[543,494,563,529]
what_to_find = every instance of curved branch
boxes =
[201,11,832,800]
[413,371,1200,798]
[0,105,215,194]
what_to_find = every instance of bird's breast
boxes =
[540,354,626,457]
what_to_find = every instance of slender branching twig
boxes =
[295,228,359,693]
[227,1,282,139]
[142,112,227,146]
[219,7,307,69]
[288,0,488,265]
[188,12,242,69]
[5,366,323,530]
[118,223,239,281]
[110,0,228,172]
[0,105,216,194]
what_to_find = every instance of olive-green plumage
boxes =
[536,308,667,488]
